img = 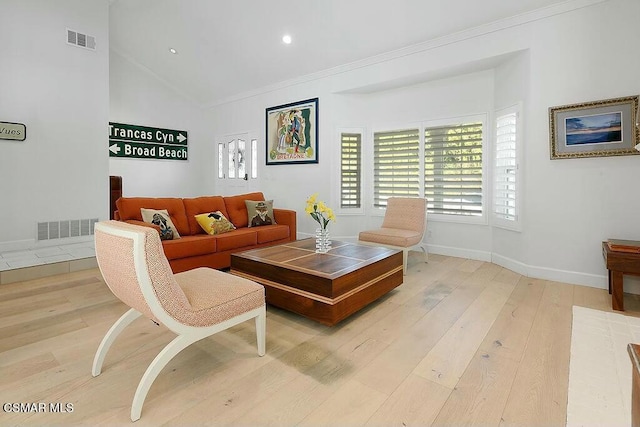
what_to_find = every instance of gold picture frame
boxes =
[549,95,639,159]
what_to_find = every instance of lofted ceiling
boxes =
[109,0,570,106]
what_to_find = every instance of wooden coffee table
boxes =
[230,239,403,326]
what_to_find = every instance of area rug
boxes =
[567,306,640,426]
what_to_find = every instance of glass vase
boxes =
[315,227,331,253]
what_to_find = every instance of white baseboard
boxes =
[427,244,492,262]
[293,234,640,295]
[492,253,607,289]
[489,253,640,296]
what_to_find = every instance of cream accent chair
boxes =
[358,197,428,274]
[92,221,266,422]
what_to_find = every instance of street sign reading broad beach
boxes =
[108,122,188,160]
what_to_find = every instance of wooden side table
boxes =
[602,241,640,311]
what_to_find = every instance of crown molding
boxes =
[205,0,608,108]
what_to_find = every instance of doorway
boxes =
[216,133,258,195]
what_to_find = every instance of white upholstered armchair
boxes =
[358,197,428,274]
[92,221,266,421]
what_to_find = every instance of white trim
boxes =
[370,123,423,215]
[335,127,365,215]
[417,243,616,292]
[427,244,492,262]
[206,0,607,108]
[492,103,523,232]
[423,113,489,225]
[110,48,199,105]
[491,252,607,289]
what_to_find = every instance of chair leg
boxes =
[131,334,197,422]
[255,305,266,357]
[92,308,142,377]
[402,249,408,275]
[420,244,428,263]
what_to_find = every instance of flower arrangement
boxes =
[305,193,335,231]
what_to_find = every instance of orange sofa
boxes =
[114,192,296,273]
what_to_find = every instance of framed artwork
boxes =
[549,95,639,159]
[266,97,318,165]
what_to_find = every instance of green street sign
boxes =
[108,140,188,160]
[108,122,188,160]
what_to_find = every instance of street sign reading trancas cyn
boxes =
[108,122,188,161]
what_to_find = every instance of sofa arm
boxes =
[273,209,297,241]
[123,219,162,234]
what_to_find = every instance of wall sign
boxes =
[108,122,188,160]
[0,121,26,141]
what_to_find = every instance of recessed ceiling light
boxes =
[169,48,177,54]
[282,35,292,45]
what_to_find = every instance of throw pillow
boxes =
[246,200,276,228]
[140,208,181,240]
[195,211,236,235]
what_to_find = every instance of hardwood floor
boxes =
[1,253,638,425]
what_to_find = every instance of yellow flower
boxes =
[304,194,335,227]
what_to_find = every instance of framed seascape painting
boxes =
[266,97,318,165]
[549,95,639,159]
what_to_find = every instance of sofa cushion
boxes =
[214,228,257,251]
[162,235,217,260]
[183,196,229,235]
[255,224,290,244]
[116,197,190,236]
[141,208,181,240]
[195,211,236,235]
[223,192,265,228]
[246,200,276,227]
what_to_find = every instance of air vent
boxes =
[37,218,99,241]
[60,221,70,239]
[48,221,60,240]
[66,28,96,51]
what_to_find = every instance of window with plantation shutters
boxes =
[373,128,420,208]
[424,121,483,216]
[340,132,362,209]
[494,106,520,229]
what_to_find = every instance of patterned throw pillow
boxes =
[140,208,181,240]
[246,200,276,228]
[195,211,236,235]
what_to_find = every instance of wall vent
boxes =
[37,218,99,241]
[66,28,96,51]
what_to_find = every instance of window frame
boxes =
[492,103,522,232]
[336,127,365,215]
[422,114,488,225]
[370,122,423,217]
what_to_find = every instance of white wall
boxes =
[0,0,109,251]
[109,51,206,198]
[204,0,640,290]
[521,0,640,289]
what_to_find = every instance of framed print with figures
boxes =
[266,98,318,165]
